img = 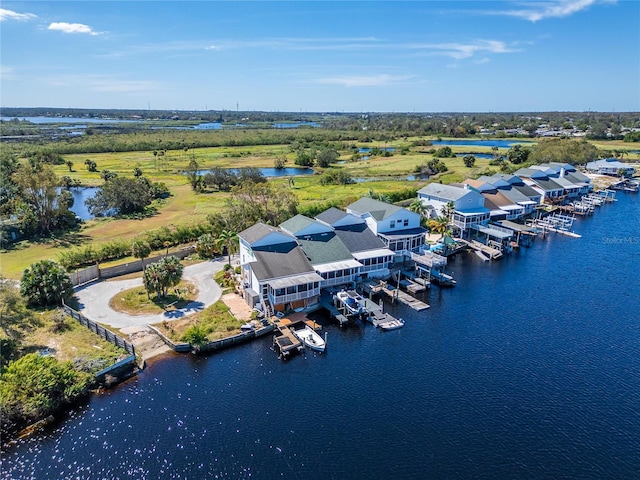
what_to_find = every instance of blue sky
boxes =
[1,1,638,112]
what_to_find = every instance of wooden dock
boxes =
[361,280,430,311]
[458,239,502,259]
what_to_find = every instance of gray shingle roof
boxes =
[346,197,402,221]
[239,223,290,245]
[297,233,354,265]
[417,183,470,201]
[333,223,386,252]
[251,246,316,281]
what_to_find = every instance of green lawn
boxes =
[1,138,517,279]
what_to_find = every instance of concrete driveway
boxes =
[74,259,226,330]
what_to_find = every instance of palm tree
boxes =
[407,198,426,215]
[131,240,151,271]
[66,160,74,172]
[428,216,449,240]
[217,230,238,266]
[440,201,455,220]
[407,198,428,227]
[160,256,183,297]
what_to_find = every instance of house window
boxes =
[275,288,285,296]
[286,286,296,295]
[404,219,409,227]
[299,283,308,292]
[390,220,395,228]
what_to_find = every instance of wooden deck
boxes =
[361,280,430,311]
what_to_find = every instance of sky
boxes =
[1,1,639,113]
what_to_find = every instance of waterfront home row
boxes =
[239,198,426,316]
[416,162,594,238]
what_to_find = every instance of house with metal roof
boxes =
[239,223,323,314]
[477,174,540,214]
[417,183,490,236]
[514,168,566,203]
[345,197,426,254]
[585,158,636,177]
[281,214,372,287]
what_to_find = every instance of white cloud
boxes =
[315,74,413,87]
[0,8,37,21]
[48,22,100,35]
[0,65,16,80]
[497,0,612,22]
[47,74,158,93]
[412,40,518,60]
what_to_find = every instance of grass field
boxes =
[5,136,635,280]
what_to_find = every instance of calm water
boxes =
[2,194,639,480]
[0,116,138,124]
[194,167,314,177]
[63,187,99,220]
[432,139,533,148]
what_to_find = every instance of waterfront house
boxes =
[477,175,540,215]
[514,168,566,204]
[239,223,323,315]
[417,183,490,237]
[280,214,364,287]
[316,207,395,279]
[585,158,636,177]
[463,180,525,221]
[345,197,426,254]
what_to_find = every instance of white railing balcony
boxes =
[269,288,320,306]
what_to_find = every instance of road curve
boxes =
[74,259,226,330]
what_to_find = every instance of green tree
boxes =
[11,165,73,235]
[506,144,531,165]
[65,160,74,172]
[185,157,201,191]
[131,240,152,271]
[316,148,339,168]
[20,260,74,307]
[100,169,118,181]
[133,166,143,177]
[86,176,153,216]
[196,233,217,258]
[143,256,183,298]
[0,353,92,434]
[463,155,476,168]
[217,230,238,266]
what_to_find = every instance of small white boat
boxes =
[293,325,326,352]
[379,319,405,331]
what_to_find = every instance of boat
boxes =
[379,319,405,331]
[292,325,326,352]
[335,290,367,316]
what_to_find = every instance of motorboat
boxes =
[379,319,405,331]
[335,290,367,316]
[293,325,326,352]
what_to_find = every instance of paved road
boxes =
[74,259,226,330]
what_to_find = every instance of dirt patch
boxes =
[121,325,171,360]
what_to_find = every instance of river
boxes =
[2,193,639,480]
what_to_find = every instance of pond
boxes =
[432,139,533,148]
[455,153,494,159]
[194,167,314,177]
[59,187,100,220]
[358,147,395,153]
[272,122,320,129]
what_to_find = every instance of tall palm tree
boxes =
[217,230,238,266]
